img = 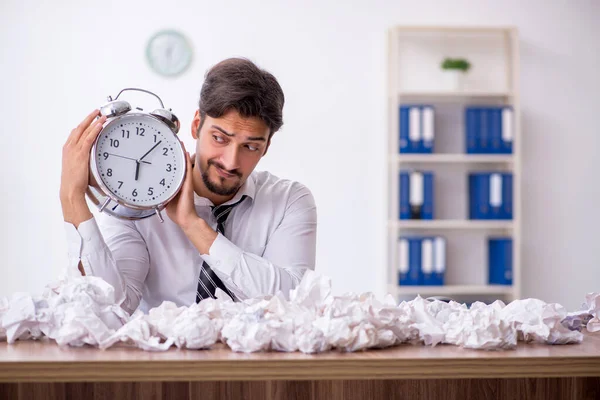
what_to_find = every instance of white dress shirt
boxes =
[64,170,317,314]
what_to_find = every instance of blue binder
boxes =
[465,107,478,154]
[480,173,491,219]
[500,106,514,154]
[408,237,422,285]
[399,105,422,153]
[479,108,490,153]
[422,172,434,220]
[399,172,410,219]
[488,238,513,285]
[409,171,423,219]
[398,238,410,286]
[502,173,513,220]
[399,106,410,153]
[466,107,508,154]
[433,237,446,285]
[489,173,504,220]
[421,237,436,285]
[468,174,477,219]
[469,173,491,219]
[421,105,435,154]
[490,107,502,154]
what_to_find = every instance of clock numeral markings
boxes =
[160,178,165,186]
[136,127,145,136]
[103,152,109,160]
[163,147,169,156]
[166,164,172,172]
[148,187,154,196]
[117,181,123,189]
[121,130,130,139]
[107,168,113,177]
[110,139,120,148]
[154,134,157,143]
[132,189,138,197]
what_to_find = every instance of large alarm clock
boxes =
[86,88,186,222]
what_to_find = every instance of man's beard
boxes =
[201,160,242,196]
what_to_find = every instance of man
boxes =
[60,58,317,314]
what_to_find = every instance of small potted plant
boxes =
[440,57,471,91]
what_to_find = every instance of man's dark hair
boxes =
[198,58,285,138]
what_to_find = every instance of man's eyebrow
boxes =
[212,125,234,137]
[246,136,267,142]
[212,125,267,142]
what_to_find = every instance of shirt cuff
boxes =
[202,233,243,276]
[63,217,107,276]
[64,221,83,258]
[76,217,108,256]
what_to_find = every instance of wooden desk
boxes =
[1,333,599,400]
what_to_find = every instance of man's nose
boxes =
[220,145,240,171]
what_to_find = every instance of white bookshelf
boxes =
[390,220,513,231]
[393,154,514,164]
[397,91,513,100]
[385,26,521,303]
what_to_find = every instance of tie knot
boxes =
[212,195,248,227]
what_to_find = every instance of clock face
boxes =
[146,30,193,77]
[93,114,186,208]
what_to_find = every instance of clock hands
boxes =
[134,141,162,181]
[135,161,140,181]
[139,140,162,162]
[107,153,151,164]
[103,143,163,181]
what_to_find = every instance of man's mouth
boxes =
[214,165,236,179]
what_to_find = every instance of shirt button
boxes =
[215,261,221,266]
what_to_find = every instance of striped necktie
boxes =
[195,195,248,303]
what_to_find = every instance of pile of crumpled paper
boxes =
[0,271,598,353]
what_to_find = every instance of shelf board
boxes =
[394,154,513,164]
[393,26,516,34]
[391,220,513,230]
[388,284,513,296]
[397,91,512,99]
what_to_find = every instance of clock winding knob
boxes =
[100,100,132,118]
[150,108,180,134]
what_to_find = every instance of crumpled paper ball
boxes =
[584,293,600,332]
[1,276,128,346]
[0,270,597,353]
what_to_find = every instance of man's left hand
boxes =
[165,146,199,230]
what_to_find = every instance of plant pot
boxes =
[441,69,466,91]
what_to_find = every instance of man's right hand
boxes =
[60,109,107,227]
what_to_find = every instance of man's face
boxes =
[192,109,270,196]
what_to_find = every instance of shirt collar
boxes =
[193,172,256,207]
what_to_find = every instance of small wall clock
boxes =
[146,30,193,77]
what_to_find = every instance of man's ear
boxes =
[191,110,202,140]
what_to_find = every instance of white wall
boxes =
[1,0,598,310]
